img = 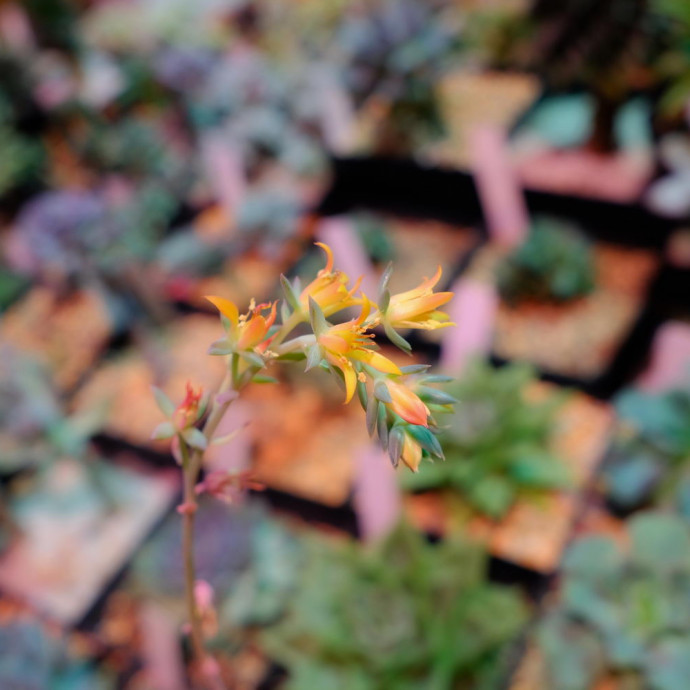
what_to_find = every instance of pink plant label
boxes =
[317,70,356,154]
[439,277,497,374]
[470,125,529,248]
[200,131,246,222]
[317,217,378,297]
[139,603,187,690]
[637,322,690,393]
[0,4,35,52]
[353,444,401,542]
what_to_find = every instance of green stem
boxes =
[180,440,207,669]
[269,312,303,349]
[273,333,316,356]
[180,366,238,690]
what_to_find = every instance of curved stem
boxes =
[270,312,304,349]
[180,441,207,667]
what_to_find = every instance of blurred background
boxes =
[1,0,690,688]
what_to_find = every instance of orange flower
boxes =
[400,433,423,472]
[299,242,361,317]
[174,382,204,431]
[384,379,430,427]
[206,296,277,352]
[385,266,454,330]
[316,300,401,403]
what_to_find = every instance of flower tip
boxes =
[314,241,334,272]
[204,294,239,323]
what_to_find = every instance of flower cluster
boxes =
[200,242,457,472]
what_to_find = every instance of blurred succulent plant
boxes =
[0,347,106,475]
[259,522,527,690]
[152,45,218,95]
[235,187,302,253]
[10,189,110,280]
[601,381,690,514]
[190,54,327,177]
[221,513,302,629]
[652,0,690,116]
[76,117,172,178]
[9,183,180,301]
[334,0,458,106]
[131,499,256,599]
[491,0,673,153]
[333,0,459,152]
[538,512,690,690]
[0,618,113,690]
[497,218,596,306]
[401,361,569,520]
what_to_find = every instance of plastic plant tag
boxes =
[439,277,497,374]
[317,217,378,297]
[200,131,246,221]
[139,602,187,690]
[353,444,401,542]
[0,4,34,52]
[470,125,529,248]
[315,68,356,154]
[637,321,690,393]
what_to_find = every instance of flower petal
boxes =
[205,295,239,326]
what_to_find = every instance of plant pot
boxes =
[0,286,114,393]
[403,385,613,575]
[510,92,655,204]
[0,453,178,626]
[464,241,660,386]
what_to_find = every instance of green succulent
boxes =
[0,619,114,690]
[653,0,690,115]
[401,361,569,520]
[76,116,176,180]
[497,218,596,306]
[602,381,690,513]
[538,512,690,690]
[260,523,528,690]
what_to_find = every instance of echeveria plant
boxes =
[402,361,569,520]
[601,380,690,514]
[261,522,528,690]
[538,512,690,690]
[151,243,456,684]
[497,218,596,306]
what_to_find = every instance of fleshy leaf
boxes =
[383,322,412,353]
[373,379,392,403]
[152,386,176,418]
[280,274,302,312]
[151,421,175,440]
[183,427,208,451]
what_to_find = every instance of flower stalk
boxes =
[151,243,458,682]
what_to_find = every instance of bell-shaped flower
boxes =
[383,378,430,427]
[290,242,361,319]
[311,298,401,403]
[384,266,454,331]
[400,432,423,472]
[205,296,277,354]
